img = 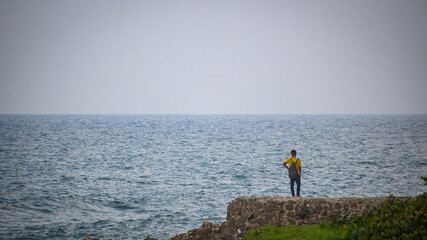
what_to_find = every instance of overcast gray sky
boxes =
[1,0,426,114]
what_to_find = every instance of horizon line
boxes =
[1,113,426,116]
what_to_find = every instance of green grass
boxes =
[244,224,349,240]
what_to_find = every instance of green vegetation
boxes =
[244,224,349,240]
[330,193,426,239]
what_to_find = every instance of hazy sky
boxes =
[1,0,426,114]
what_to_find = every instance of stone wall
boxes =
[221,196,391,236]
[172,196,407,240]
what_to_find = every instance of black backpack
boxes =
[288,158,300,179]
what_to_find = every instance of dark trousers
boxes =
[290,176,301,196]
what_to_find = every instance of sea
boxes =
[0,114,426,239]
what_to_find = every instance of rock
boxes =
[334,203,342,210]
[296,210,306,219]
[320,209,328,216]
[300,203,308,212]
[286,211,296,218]
[249,223,260,229]
[288,218,296,225]
[171,222,222,240]
[308,206,316,214]
[253,209,261,218]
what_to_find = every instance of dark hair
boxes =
[291,150,297,156]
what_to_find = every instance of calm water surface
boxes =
[0,115,426,239]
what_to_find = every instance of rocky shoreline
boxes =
[171,196,404,240]
[86,196,407,240]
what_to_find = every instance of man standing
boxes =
[283,150,302,197]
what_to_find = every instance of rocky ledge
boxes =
[172,196,409,240]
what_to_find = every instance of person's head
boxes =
[291,150,297,157]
